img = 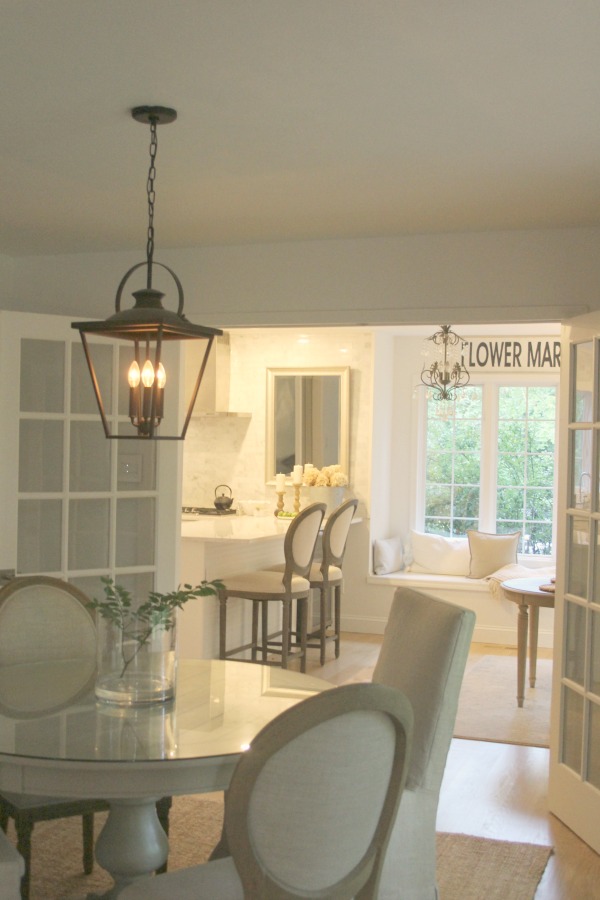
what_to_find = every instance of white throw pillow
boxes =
[409,531,470,576]
[373,537,403,575]
[467,530,520,579]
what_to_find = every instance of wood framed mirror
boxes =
[266,367,350,482]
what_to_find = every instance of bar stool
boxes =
[217,503,326,672]
[307,498,358,664]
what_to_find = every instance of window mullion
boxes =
[479,383,498,532]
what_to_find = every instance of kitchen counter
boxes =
[181,514,290,542]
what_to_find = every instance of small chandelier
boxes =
[420,325,470,402]
[72,106,222,439]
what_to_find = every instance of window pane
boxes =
[572,341,593,423]
[71,342,113,415]
[70,421,111,492]
[496,386,556,557]
[567,516,589,598]
[565,600,586,685]
[116,498,156,568]
[424,387,482,537]
[587,702,600,789]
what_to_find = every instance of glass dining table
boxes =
[0,658,332,897]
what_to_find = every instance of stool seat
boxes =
[217,503,326,671]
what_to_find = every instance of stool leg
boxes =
[319,587,327,666]
[251,600,259,661]
[261,602,269,661]
[281,599,290,668]
[334,584,341,658]
[299,597,308,673]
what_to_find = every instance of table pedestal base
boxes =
[90,797,168,898]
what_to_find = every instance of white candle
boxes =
[304,463,313,472]
[275,473,286,492]
[292,465,303,485]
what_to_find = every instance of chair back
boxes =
[0,576,97,715]
[372,587,475,791]
[224,682,413,899]
[321,498,358,573]
[283,502,326,586]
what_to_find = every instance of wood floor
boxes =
[304,633,600,900]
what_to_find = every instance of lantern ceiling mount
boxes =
[72,105,222,440]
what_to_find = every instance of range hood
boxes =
[187,332,251,418]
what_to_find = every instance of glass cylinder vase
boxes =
[95,614,177,706]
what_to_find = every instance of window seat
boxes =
[366,563,555,648]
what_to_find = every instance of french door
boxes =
[549,311,600,852]
[0,310,182,599]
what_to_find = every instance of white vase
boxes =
[306,485,347,516]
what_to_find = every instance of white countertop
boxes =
[181,514,291,542]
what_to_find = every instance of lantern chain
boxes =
[146,117,158,285]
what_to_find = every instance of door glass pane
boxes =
[116,498,156,567]
[561,686,584,775]
[71,342,113,415]
[567,515,589,598]
[565,600,587,686]
[68,499,110,570]
[17,500,62,572]
[590,610,600,697]
[572,429,592,509]
[572,341,594,423]
[70,421,111,492]
[20,339,65,413]
[19,420,64,492]
[587,702,600,789]
[72,572,155,605]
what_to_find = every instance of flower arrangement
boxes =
[303,464,349,488]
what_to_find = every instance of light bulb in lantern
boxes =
[156,363,166,389]
[141,359,155,388]
[128,360,141,388]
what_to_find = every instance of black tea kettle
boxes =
[214,484,234,511]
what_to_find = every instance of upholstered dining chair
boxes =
[218,502,326,672]
[120,681,414,900]
[0,576,172,898]
[371,586,475,900]
[307,497,358,664]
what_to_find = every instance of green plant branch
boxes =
[90,576,225,679]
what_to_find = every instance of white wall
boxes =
[5,226,600,327]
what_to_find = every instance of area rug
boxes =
[453,654,551,748]
[8,795,552,900]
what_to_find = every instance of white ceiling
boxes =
[2,1,600,258]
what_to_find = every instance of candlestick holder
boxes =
[275,490,285,516]
[293,483,301,513]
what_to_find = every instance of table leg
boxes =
[529,605,540,688]
[90,797,168,898]
[517,601,529,708]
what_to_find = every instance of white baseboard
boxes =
[341,614,554,649]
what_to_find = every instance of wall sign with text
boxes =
[462,337,560,372]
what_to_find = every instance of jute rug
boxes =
[453,655,551,748]
[8,795,552,900]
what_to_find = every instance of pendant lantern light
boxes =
[72,106,222,439]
